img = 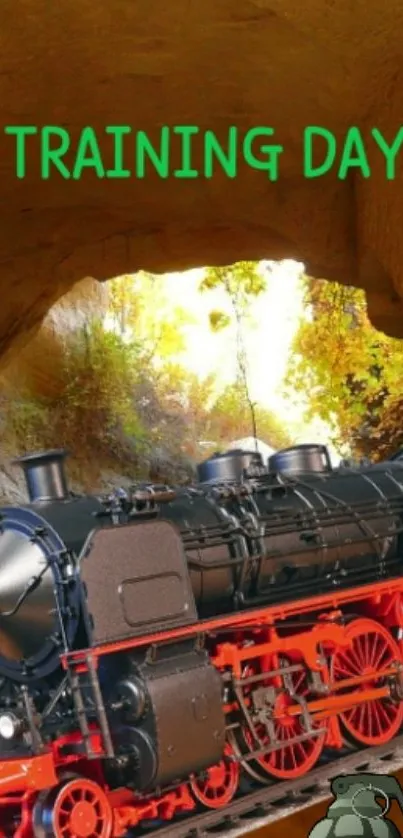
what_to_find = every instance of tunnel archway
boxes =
[2,2,403,363]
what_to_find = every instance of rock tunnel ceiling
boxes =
[2,0,403,364]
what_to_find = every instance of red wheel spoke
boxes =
[333,660,356,677]
[289,746,297,769]
[370,634,381,668]
[337,650,361,675]
[293,671,306,692]
[373,643,391,671]
[362,634,369,665]
[372,700,382,734]
[349,642,366,672]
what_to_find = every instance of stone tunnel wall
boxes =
[2,1,403,363]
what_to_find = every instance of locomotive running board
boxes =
[142,735,403,838]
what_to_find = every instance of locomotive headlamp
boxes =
[0,712,20,740]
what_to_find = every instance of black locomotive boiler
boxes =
[156,443,403,614]
[0,445,403,837]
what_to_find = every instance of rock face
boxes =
[2,0,403,363]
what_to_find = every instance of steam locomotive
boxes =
[1,444,403,838]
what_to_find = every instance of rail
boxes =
[140,735,403,838]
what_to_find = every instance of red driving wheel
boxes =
[190,744,239,808]
[238,657,326,781]
[33,778,113,838]
[331,618,403,746]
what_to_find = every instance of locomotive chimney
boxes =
[14,449,70,502]
[268,444,332,476]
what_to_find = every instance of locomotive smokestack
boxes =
[197,450,264,483]
[268,444,332,476]
[14,449,70,502]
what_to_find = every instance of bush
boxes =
[0,318,147,485]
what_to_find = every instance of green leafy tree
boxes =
[286,276,403,459]
[201,261,267,330]
[206,382,292,450]
[199,261,267,439]
[108,272,195,360]
[1,316,147,479]
[133,360,216,459]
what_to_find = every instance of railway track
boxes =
[137,735,403,838]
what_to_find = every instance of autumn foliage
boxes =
[0,269,291,485]
[286,277,403,460]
